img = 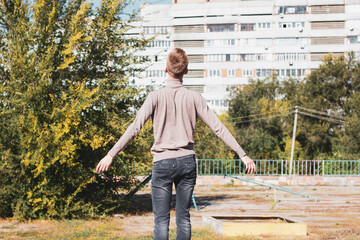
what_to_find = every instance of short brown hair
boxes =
[167,48,188,78]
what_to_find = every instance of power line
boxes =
[227,107,292,120]
[298,111,345,124]
[297,106,346,121]
[224,106,345,125]
[228,112,291,124]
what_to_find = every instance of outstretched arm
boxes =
[195,94,256,174]
[96,92,155,173]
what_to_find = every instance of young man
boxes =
[96,48,256,240]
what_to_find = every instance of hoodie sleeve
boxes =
[107,92,155,158]
[195,93,246,158]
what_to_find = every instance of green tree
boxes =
[228,77,289,159]
[0,0,151,219]
[228,53,360,160]
[194,112,236,159]
[303,53,360,159]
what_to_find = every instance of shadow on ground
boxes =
[117,193,153,215]
[116,193,229,214]
[193,195,228,210]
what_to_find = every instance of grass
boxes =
[126,229,256,240]
[0,220,255,240]
[0,225,17,230]
[1,217,360,240]
[0,218,124,240]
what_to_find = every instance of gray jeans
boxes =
[151,154,197,240]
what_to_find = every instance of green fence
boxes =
[197,159,360,176]
[129,159,360,176]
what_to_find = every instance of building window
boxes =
[348,36,358,44]
[240,54,265,61]
[208,69,221,77]
[300,69,306,76]
[256,53,267,61]
[142,55,166,62]
[221,100,228,107]
[207,54,237,62]
[279,23,291,28]
[239,38,256,46]
[242,69,253,76]
[145,70,166,78]
[228,69,235,77]
[276,69,306,77]
[256,69,272,77]
[256,38,272,46]
[207,39,236,46]
[241,54,254,61]
[275,53,306,61]
[147,41,171,48]
[241,23,255,31]
[207,54,224,62]
[257,22,271,29]
[240,38,272,47]
[279,6,307,14]
[208,99,228,107]
[143,26,170,34]
[207,24,235,32]
[275,37,307,45]
[279,22,305,29]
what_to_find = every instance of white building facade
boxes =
[130,0,360,113]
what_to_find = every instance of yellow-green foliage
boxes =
[0,0,152,219]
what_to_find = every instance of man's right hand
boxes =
[241,155,256,174]
[96,154,114,174]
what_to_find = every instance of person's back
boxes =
[150,84,198,161]
[96,48,256,240]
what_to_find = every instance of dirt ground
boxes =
[121,184,360,239]
[1,184,360,239]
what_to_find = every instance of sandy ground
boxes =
[110,184,360,239]
[1,185,360,239]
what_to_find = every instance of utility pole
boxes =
[289,106,298,175]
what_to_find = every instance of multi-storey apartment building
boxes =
[129,0,360,113]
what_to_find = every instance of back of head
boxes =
[167,48,188,79]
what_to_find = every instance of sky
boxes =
[92,0,171,14]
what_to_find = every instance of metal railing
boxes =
[128,159,360,176]
[197,159,360,176]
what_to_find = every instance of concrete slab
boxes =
[203,215,307,236]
